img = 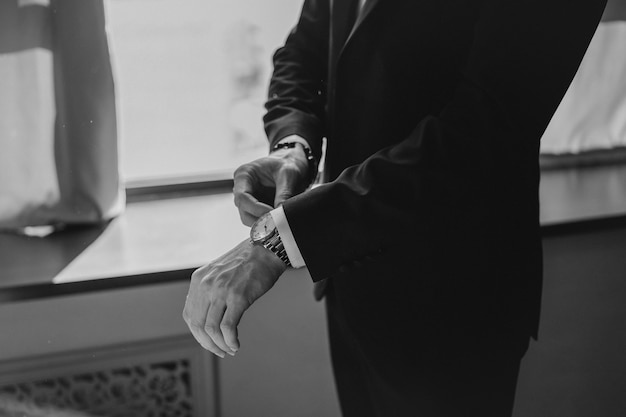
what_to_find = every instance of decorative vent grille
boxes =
[0,337,214,417]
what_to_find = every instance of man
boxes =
[184,0,607,415]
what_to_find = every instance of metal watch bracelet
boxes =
[262,231,292,267]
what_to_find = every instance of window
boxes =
[105,0,304,184]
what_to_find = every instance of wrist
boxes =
[273,139,318,184]
[250,241,289,275]
[250,212,292,269]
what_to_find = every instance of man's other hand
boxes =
[233,135,311,226]
[183,239,287,357]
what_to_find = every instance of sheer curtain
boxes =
[541,2,626,155]
[0,0,123,231]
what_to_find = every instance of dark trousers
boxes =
[325,292,529,417]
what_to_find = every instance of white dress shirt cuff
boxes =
[270,206,306,269]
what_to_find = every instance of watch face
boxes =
[251,213,275,243]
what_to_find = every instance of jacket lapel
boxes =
[330,0,357,64]
[331,0,382,64]
[345,0,380,46]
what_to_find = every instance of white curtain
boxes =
[0,0,123,231]
[541,19,626,155]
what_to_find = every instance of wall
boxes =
[219,267,341,417]
[514,223,626,416]
[0,272,342,417]
[2,221,624,416]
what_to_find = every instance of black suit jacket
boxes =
[263,0,606,354]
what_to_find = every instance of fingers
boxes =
[233,169,273,226]
[233,154,309,221]
[183,293,229,358]
[183,271,231,358]
[234,191,272,226]
[205,301,236,356]
[274,171,297,207]
[188,319,228,358]
[273,159,309,207]
[205,296,249,355]
[184,270,247,358]
[189,299,246,357]
[239,210,258,227]
[184,240,281,359]
[221,298,247,352]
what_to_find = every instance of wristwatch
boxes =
[250,212,292,267]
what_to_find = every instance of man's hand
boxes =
[233,135,311,226]
[183,239,287,357]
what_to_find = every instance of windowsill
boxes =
[1,162,625,302]
[539,162,626,226]
[0,193,249,302]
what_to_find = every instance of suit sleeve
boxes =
[263,0,329,163]
[272,0,607,281]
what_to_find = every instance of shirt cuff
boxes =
[270,206,306,269]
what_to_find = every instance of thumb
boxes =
[274,174,297,207]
